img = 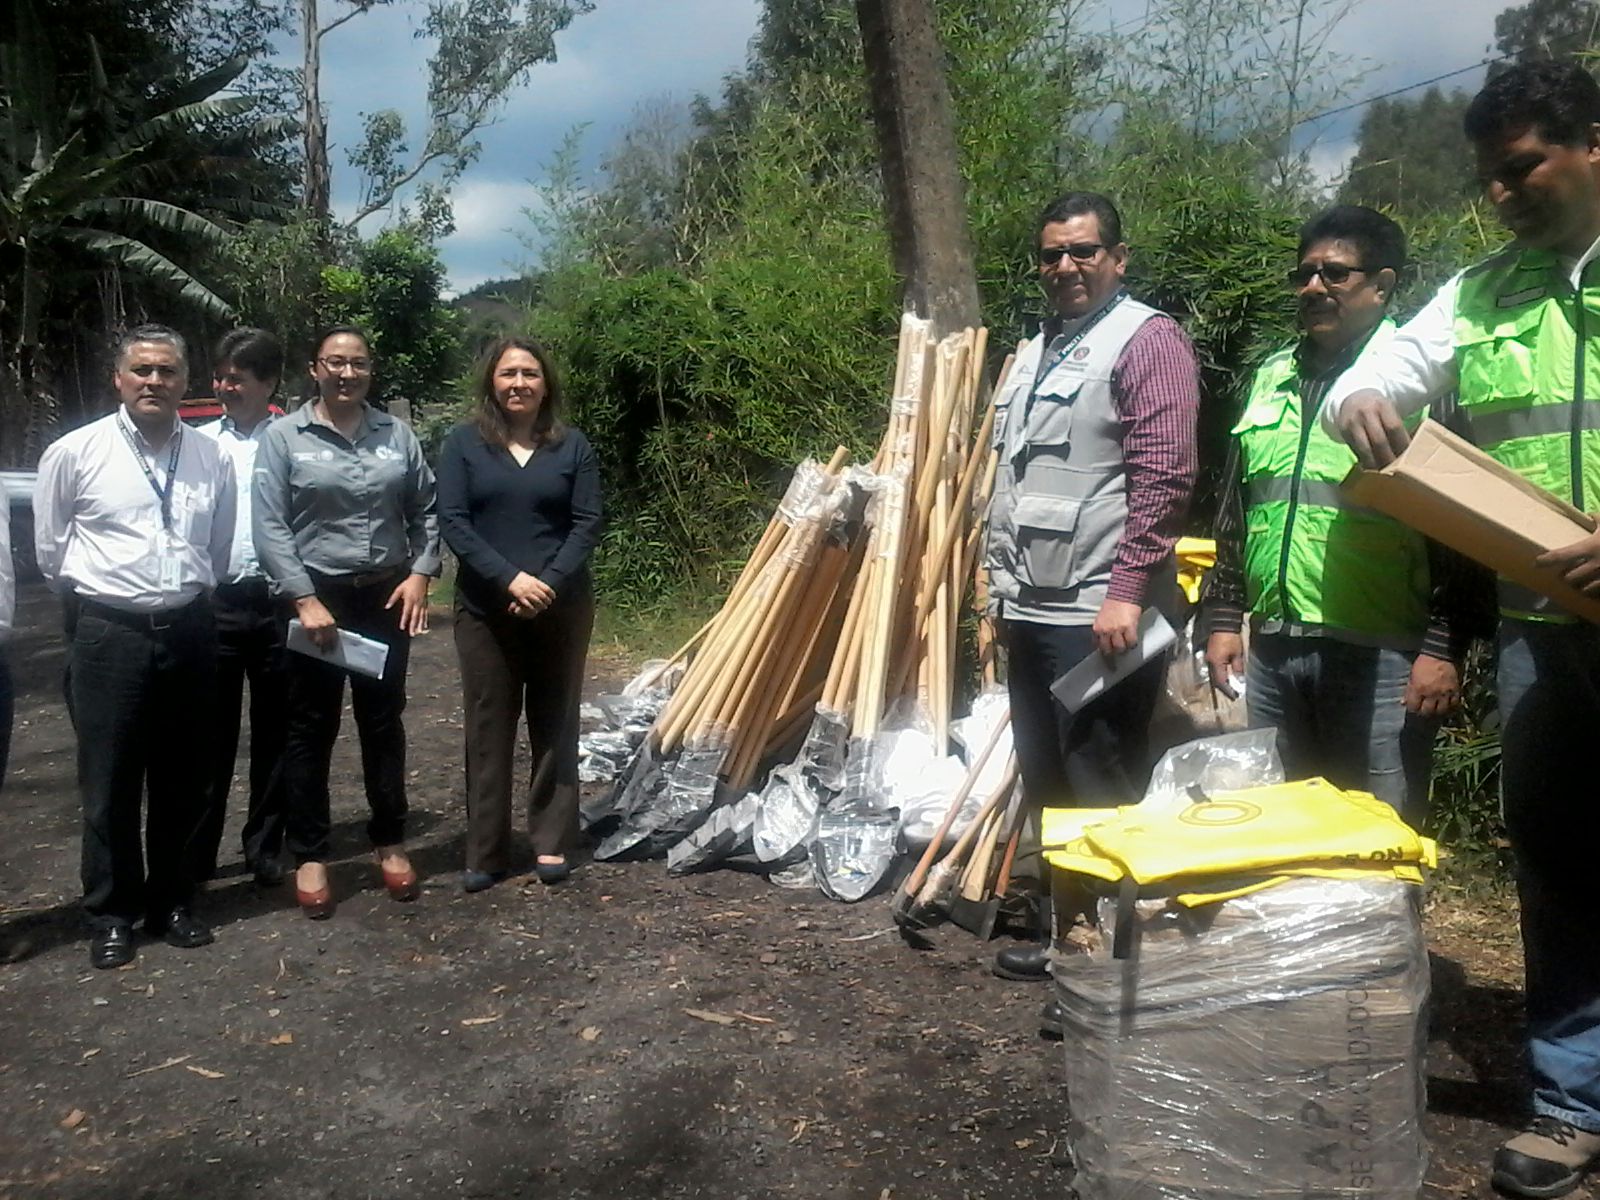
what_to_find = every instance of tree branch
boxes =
[317,4,373,40]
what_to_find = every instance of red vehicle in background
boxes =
[179,397,286,425]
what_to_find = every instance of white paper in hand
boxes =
[1049,609,1177,713]
[286,618,390,681]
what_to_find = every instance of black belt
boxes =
[215,576,274,603]
[311,566,408,590]
[78,595,209,634]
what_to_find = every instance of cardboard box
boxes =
[1052,879,1430,1200]
[1341,418,1600,623]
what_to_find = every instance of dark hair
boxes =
[115,323,188,371]
[1037,191,1123,246]
[1465,61,1600,147]
[213,327,284,383]
[472,336,567,448]
[302,324,373,405]
[311,323,371,361]
[1297,205,1407,274]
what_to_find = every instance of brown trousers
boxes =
[453,588,595,872]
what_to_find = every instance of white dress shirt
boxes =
[1322,234,1600,437]
[195,412,276,583]
[34,409,237,612]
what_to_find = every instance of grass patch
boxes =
[590,583,723,669]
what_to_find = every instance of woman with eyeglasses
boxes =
[435,337,601,890]
[253,325,442,918]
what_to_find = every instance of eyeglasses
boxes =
[317,356,372,375]
[1038,243,1105,266]
[1286,262,1367,289]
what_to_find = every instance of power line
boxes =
[1293,53,1515,127]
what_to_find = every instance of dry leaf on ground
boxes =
[683,1008,737,1026]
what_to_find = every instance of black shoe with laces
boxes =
[1493,1115,1600,1199]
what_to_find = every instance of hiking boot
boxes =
[1492,1115,1600,1198]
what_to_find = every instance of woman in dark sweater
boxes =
[436,337,602,890]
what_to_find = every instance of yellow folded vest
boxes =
[1043,778,1437,908]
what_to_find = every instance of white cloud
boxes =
[438,177,548,288]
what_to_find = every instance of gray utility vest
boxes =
[987,296,1160,620]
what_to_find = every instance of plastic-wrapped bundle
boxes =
[1052,876,1429,1200]
[1138,727,1285,814]
[812,738,898,902]
[578,665,678,801]
[751,707,849,864]
[594,739,725,861]
[665,790,763,875]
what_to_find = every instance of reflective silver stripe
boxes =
[1467,399,1600,446]
[1251,616,1421,653]
[1497,579,1579,624]
[1243,477,1355,510]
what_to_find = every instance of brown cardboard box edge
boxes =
[1342,418,1600,625]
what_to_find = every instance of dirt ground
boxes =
[0,578,1566,1199]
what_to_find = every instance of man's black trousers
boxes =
[1001,616,1166,813]
[69,596,217,930]
[195,578,288,878]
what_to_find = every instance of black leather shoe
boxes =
[249,857,286,887]
[1039,998,1064,1040]
[994,943,1051,981]
[148,907,214,949]
[90,925,135,970]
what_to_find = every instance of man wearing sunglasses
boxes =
[1323,62,1600,1200]
[1202,206,1476,825]
[986,192,1198,996]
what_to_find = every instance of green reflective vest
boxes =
[1236,321,1430,647]
[1453,246,1600,619]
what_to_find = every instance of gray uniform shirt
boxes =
[252,402,441,599]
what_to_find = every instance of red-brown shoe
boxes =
[296,883,334,919]
[376,850,420,902]
[295,865,334,919]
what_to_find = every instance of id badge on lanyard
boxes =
[117,415,184,591]
[158,533,184,591]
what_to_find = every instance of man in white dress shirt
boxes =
[34,324,237,969]
[193,329,289,887]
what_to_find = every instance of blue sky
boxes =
[307,0,1510,293]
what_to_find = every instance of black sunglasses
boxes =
[1038,243,1105,265]
[1286,262,1368,289]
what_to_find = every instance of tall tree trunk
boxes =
[302,0,331,221]
[855,0,981,338]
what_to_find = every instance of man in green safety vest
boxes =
[1203,206,1473,825]
[1326,62,1600,1199]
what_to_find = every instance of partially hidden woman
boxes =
[436,337,601,891]
[253,325,442,918]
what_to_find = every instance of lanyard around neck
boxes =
[117,412,182,532]
[1029,290,1126,404]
